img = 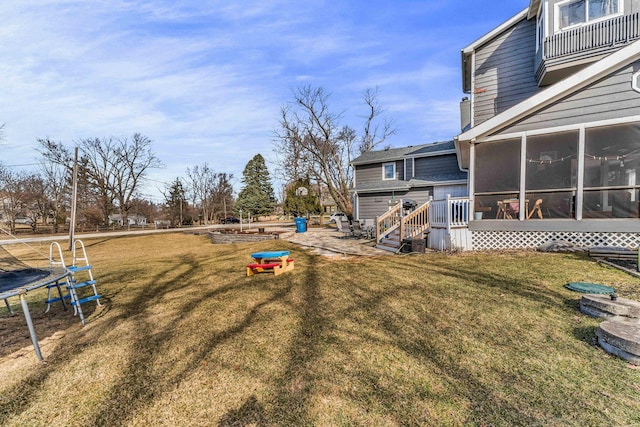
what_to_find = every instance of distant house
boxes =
[108,214,147,227]
[454,0,640,249]
[350,141,468,220]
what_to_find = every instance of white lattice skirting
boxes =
[472,230,640,250]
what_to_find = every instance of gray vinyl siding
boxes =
[357,192,406,220]
[500,60,640,134]
[414,154,460,178]
[355,160,404,184]
[356,188,432,220]
[405,159,413,179]
[355,163,380,185]
[474,17,540,125]
[433,185,469,200]
[356,162,399,183]
[405,187,433,205]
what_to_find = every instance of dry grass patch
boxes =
[1,234,639,426]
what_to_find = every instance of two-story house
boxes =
[351,140,468,232]
[351,141,469,250]
[455,0,640,250]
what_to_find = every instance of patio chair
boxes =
[351,220,363,238]
[527,198,543,219]
[339,219,353,238]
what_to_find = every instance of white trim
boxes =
[554,0,624,34]
[633,70,640,93]
[576,125,586,220]
[469,142,476,212]
[462,8,529,54]
[470,52,476,127]
[475,114,640,143]
[458,39,640,143]
[404,149,457,159]
[519,135,527,220]
[528,0,542,20]
[382,162,396,180]
[412,158,415,178]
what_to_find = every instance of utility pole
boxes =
[68,147,78,252]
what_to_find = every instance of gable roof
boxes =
[461,8,529,93]
[455,39,640,168]
[352,173,467,194]
[351,140,455,165]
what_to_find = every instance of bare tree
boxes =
[0,167,27,234]
[108,134,163,225]
[72,134,163,225]
[37,138,72,233]
[360,87,396,152]
[186,163,216,224]
[37,134,163,227]
[274,86,395,216]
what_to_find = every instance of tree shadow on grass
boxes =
[215,253,327,426]
[0,244,270,425]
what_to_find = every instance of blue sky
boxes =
[0,0,527,202]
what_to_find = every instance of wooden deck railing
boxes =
[543,12,640,60]
[375,203,401,243]
[401,200,430,240]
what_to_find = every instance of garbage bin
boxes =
[411,238,426,253]
[294,217,307,233]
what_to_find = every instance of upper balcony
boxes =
[535,12,640,86]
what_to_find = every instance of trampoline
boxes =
[0,267,69,361]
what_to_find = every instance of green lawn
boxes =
[1,233,639,426]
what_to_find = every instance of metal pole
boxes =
[20,293,43,361]
[68,147,78,251]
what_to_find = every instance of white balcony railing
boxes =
[543,12,640,61]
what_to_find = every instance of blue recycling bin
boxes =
[294,217,307,233]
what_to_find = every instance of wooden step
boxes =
[375,244,399,253]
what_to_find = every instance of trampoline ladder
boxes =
[45,242,72,313]
[67,239,101,325]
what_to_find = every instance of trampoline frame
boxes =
[0,268,70,361]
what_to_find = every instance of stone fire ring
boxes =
[596,318,640,365]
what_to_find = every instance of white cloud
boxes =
[0,0,526,199]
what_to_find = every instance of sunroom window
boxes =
[557,0,620,31]
[583,123,640,218]
[474,139,521,219]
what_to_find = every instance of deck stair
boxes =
[375,200,430,253]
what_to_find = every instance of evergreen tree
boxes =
[283,178,321,217]
[235,154,275,217]
[164,178,189,226]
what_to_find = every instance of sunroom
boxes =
[473,120,640,223]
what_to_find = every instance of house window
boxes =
[556,0,621,32]
[536,2,545,52]
[633,71,640,93]
[382,162,396,180]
